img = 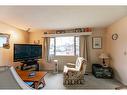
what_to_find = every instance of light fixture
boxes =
[99,53,109,67]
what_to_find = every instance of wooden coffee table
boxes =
[16,70,47,89]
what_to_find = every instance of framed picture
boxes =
[0,33,10,49]
[92,37,102,49]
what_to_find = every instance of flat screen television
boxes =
[14,44,42,62]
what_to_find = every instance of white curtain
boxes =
[42,37,50,62]
[79,35,88,61]
[43,36,89,63]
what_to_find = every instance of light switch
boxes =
[124,51,127,55]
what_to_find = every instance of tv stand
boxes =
[21,60,39,71]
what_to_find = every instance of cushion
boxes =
[75,57,84,71]
[0,69,21,89]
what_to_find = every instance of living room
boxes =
[0,5,127,92]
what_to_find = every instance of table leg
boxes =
[34,81,40,89]
[34,79,46,89]
[42,78,46,87]
[32,78,46,89]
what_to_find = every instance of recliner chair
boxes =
[63,57,87,85]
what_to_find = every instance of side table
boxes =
[53,60,58,73]
[92,64,113,78]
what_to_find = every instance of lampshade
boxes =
[99,53,109,59]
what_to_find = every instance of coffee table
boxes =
[16,70,47,89]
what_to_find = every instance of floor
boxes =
[42,73,122,89]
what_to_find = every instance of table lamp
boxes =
[99,53,109,67]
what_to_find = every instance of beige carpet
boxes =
[43,73,122,89]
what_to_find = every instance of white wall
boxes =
[106,16,127,85]
[0,22,29,66]
[86,28,106,72]
[0,49,2,65]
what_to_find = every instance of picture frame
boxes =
[92,37,102,49]
[0,33,10,49]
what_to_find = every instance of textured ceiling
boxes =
[0,6,126,31]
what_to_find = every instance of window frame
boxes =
[49,36,79,56]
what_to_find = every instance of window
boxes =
[49,36,79,56]
[0,36,7,48]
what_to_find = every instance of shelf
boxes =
[42,32,92,37]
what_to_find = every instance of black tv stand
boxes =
[21,60,39,71]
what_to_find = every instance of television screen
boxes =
[14,44,42,62]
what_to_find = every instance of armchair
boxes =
[63,57,87,85]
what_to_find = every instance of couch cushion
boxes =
[0,69,21,89]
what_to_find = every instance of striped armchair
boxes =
[63,57,87,85]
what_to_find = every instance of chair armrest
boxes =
[66,63,75,66]
[66,63,75,68]
[68,68,79,72]
[10,67,32,89]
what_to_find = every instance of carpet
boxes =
[43,73,122,89]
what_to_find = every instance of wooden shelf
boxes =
[42,32,92,37]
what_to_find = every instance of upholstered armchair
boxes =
[63,57,87,85]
